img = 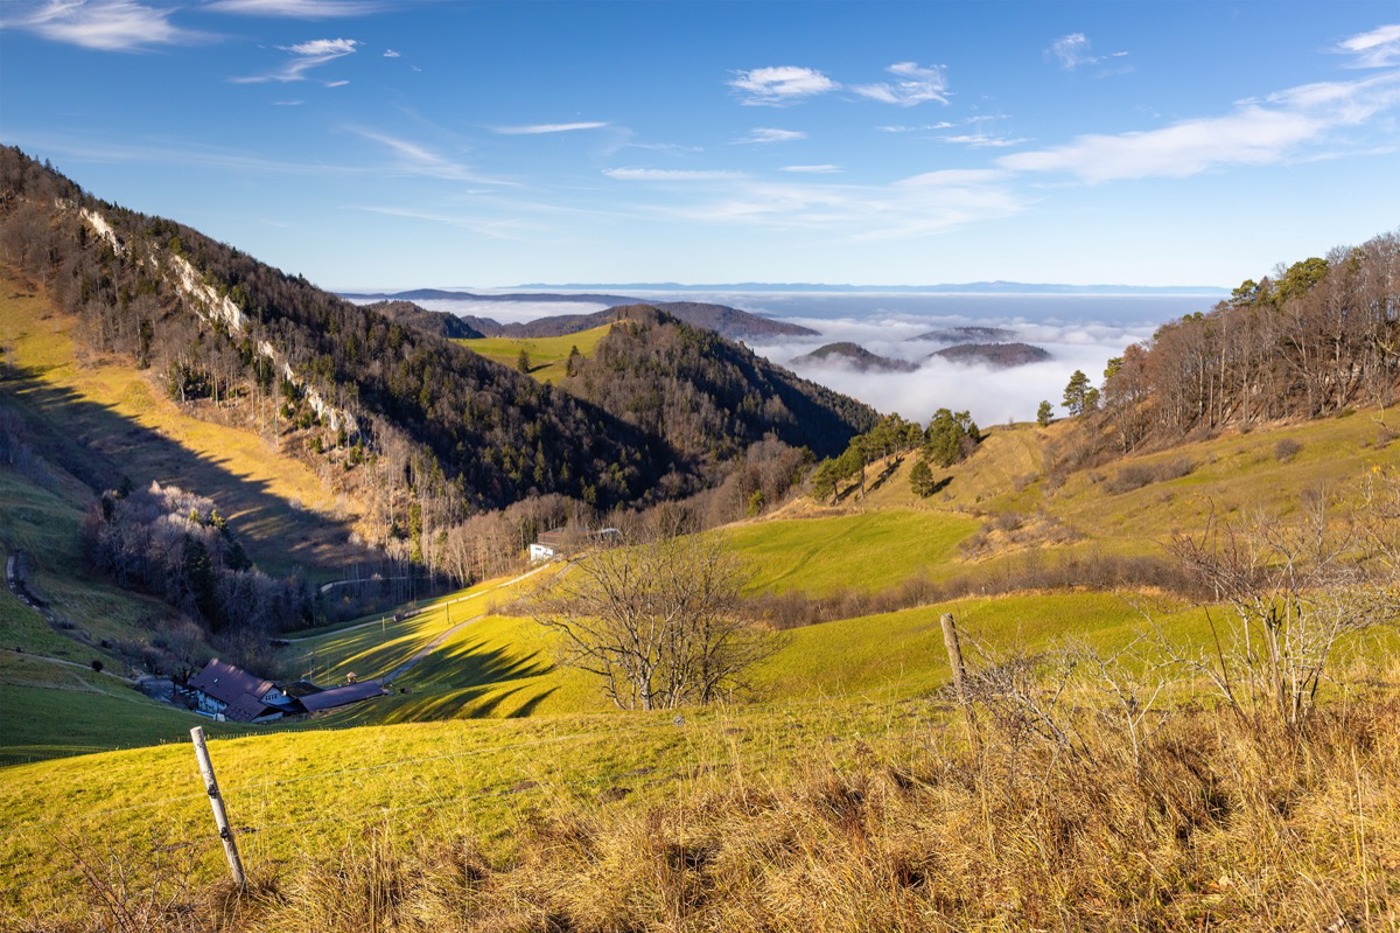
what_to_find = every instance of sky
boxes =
[2,1,1399,291]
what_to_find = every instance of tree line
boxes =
[83,480,313,640]
[1076,233,1400,454]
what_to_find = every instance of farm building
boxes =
[528,529,569,563]
[529,527,621,563]
[182,659,387,721]
[183,658,293,723]
[299,680,389,713]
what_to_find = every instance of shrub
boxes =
[1274,438,1303,462]
[1102,457,1194,494]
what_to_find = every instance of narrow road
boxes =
[378,612,485,683]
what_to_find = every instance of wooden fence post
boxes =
[940,612,978,738]
[190,726,247,889]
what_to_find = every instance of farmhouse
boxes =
[182,658,388,721]
[528,527,622,563]
[184,658,292,723]
[528,529,569,563]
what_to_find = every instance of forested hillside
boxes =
[0,148,873,596]
[561,305,877,474]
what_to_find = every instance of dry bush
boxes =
[1102,457,1195,494]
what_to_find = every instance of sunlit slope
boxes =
[723,509,980,596]
[0,693,920,925]
[807,409,1399,564]
[459,324,612,384]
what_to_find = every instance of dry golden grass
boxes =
[18,668,1399,933]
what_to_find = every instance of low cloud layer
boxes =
[748,314,1157,426]
[369,294,1162,425]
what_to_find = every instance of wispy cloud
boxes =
[1046,32,1130,74]
[1047,32,1099,70]
[204,0,388,17]
[231,36,359,83]
[604,168,747,181]
[943,133,1026,148]
[729,66,838,106]
[355,130,517,185]
[1336,24,1400,68]
[350,205,535,240]
[737,127,806,144]
[853,61,950,106]
[383,48,400,58]
[782,164,841,174]
[3,0,206,51]
[999,71,1400,182]
[877,122,954,133]
[493,122,610,135]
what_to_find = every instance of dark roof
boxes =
[535,530,569,547]
[299,680,387,713]
[188,658,275,707]
[223,693,275,723]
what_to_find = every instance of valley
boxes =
[1,148,1398,931]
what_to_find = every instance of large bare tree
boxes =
[533,531,771,710]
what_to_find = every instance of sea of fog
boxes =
[371,291,1220,427]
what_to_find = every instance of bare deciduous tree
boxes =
[1165,493,1400,729]
[533,531,772,710]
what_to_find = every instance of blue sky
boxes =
[2,1,1398,290]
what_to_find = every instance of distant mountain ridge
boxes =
[932,342,1052,368]
[503,281,1229,296]
[347,290,816,340]
[793,343,919,373]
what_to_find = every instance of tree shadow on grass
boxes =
[372,637,559,722]
[1,365,382,580]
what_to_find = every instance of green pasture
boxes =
[723,508,980,596]
[459,324,612,384]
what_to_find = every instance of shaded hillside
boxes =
[460,301,815,341]
[932,342,1051,367]
[0,148,684,511]
[364,299,485,339]
[0,148,881,588]
[793,342,918,373]
[563,306,878,469]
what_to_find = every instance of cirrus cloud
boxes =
[1336,23,1400,68]
[604,168,748,181]
[231,35,359,83]
[493,122,610,135]
[737,127,807,144]
[2,0,207,51]
[852,61,950,106]
[998,71,1400,182]
[729,66,838,106]
[204,0,390,16]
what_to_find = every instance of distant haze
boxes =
[357,289,1212,426]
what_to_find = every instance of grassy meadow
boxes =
[458,324,612,384]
